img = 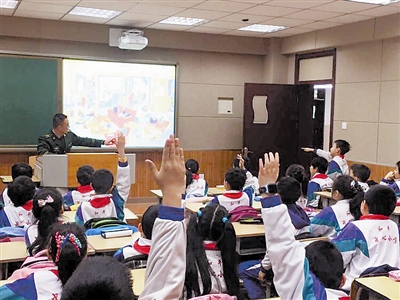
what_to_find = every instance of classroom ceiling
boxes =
[1,0,400,38]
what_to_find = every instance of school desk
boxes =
[185,201,262,214]
[62,208,139,223]
[131,268,146,296]
[314,191,336,207]
[351,276,400,300]
[87,231,140,253]
[390,206,400,224]
[150,189,163,198]
[207,187,226,196]
[0,241,27,279]
[0,175,40,184]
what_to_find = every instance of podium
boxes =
[34,153,136,188]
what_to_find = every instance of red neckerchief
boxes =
[192,173,200,180]
[312,173,328,180]
[360,214,389,221]
[77,185,93,194]
[22,200,33,211]
[90,197,111,208]
[222,191,243,199]
[133,239,151,255]
[204,241,218,250]
[339,155,345,159]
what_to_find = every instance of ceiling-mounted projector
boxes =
[118,29,148,50]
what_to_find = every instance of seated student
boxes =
[233,154,259,196]
[63,165,95,208]
[239,176,311,300]
[185,204,239,299]
[0,176,35,228]
[380,160,400,195]
[0,223,87,299]
[60,256,136,300]
[26,188,64,255]
[332,185,400,291]
[307,157,334,208]
[114,205,158,264]
[349,164,371,193]
[302,139,351,180]
[75,134,130,227]
[0,163,33,208]
[311,175,364,238]
[285,164,309,208]
[211,168,251,212]
[256,152,349,299]
[185,159,208,199]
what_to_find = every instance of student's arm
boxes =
[310,207,338,238]
[37,135,51,155]
[139,134,187,300]
[315,149,333,161]
[307,181,321,208]
[63,191,74,208]
[0,209,11,228]
[74,205,85,227]
[204,181,209,196]
[243,186,254,206]
[0,273,38,299]
[71,132,103,148]
[210,196,219,205]
[327,160,343,180]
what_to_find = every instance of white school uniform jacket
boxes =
[185,178,208,199]
[310,199,353,239]
[0,200,33,228]
[211,190,251,213]
[114,237,151,262]
[260,196,349,299]
[63,185,95,208]
[0,269,62,300]
[307,173,334,207]
[75,161,130,227]
[0,188,13,208]
[315,149,349,180]
[380,178,400,195]
[332,215,400,291]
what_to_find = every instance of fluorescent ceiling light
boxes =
[314,84,333,89]
[159,16,206,26]
[69,7,121,19]
[238,24,287,33]
[0,0,18,9]
[347,0,400,4]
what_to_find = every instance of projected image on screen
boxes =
[63,59,176,148]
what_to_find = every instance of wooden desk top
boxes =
[392,206,400,215]
[150,189,163,198]
[0,241,27,263]
[232,222,265,238]
[353,276,400,300]
[0,175,40,184]
[131,268,146,296]
[207,187,226,196]
[314,191,333,199]
[87,231,140,253]
[62,208,138,223]
[0,280,13,286]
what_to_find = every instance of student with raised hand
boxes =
[349,164,371,193]
[285,164,309,208]
[0,176,35,228]
[63,165,95,209]
[332,185,400,291]
[185,204,240,299]
[26,188,64,255]
[380,160,400,195]
[0,223,87,299]
[75,133,130,227]
[233,154,259,197]
[302,139,350,180]
[307,157,334,208]
[257,152,349,299]
[0,163,33,208]
[185,159,208,199]
[311,175,364,238]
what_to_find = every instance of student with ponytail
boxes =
[185,159,208,199]
[0,223,87,299]
[26,188,64,255]
[311,175,364,238]
[185,204,240,299]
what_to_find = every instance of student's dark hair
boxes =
[7,175,36,207]
[311,157,329,175]
[53,113,68,128]
[185,159,200,187]
[185,204,239,298]
[60,256,137,300]
[332,175,364,220]
[29,188,63,256]
[366,180,379,187]
[232,156,251,171]
[334,139,350,155]
[225,168,246,191]
[11,163,33,180]
[364,185,396,216]
[396,161,400,172]
[47,223,87,286]
[141,205,159,240]
[278,177,301,204]
[76,165,95,186]
[350,164,370,183]
[285,164,308,197]
[91,169,114,194]
[305,240,343,289]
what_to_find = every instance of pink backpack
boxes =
[229,205,260,222]
[190,294,237,300]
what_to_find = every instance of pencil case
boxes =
[101,228,133,239]
[388,270,400,281]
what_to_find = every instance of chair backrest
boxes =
[123,254,148,270]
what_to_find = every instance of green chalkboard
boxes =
[0,56,59,145]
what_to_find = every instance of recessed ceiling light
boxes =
[159,16,206,26]
[347,0,400,4]
[238,24,287,33]
[0,0,18,9]
[68,7,121,19]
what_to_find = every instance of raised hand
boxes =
[301,147,314,153]
[258,152,280,187]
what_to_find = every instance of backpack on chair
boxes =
[229,205,260,222]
